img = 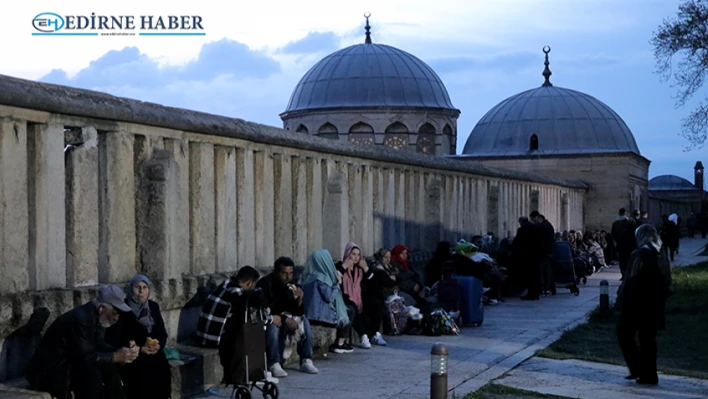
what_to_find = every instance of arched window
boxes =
[418,122,436,134]
[296,124,309,134]
[348,122,374,133]
[318,122,338,139]
[385,122,409,133]
[443,124,453,135]
[348,122,374,145]
[529,134,539,151]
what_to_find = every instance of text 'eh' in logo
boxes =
[32,12,206,36]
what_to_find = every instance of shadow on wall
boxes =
[0,307,50,382]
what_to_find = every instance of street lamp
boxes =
[430,343,449,399]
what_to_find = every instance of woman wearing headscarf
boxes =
[105,274,171,399]
[391,244,424,299]
[301,249,354,354]
[425,241,452,287]
[335,242,386,348]
[616,224,672,385]
[660,214,680,261]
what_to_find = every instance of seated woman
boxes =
[336,242,386,348]
[390,244,424,299]
[584,232,607,270]
[371,249,399,299]
[301,249,354,355]
[105,275,171,399]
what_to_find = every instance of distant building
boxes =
[454,46,650,230]
[648,161,708,228]
[281,16,663,232]
[280,15,460,156]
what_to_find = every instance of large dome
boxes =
[282,42,458,114]
[462,49,640,157]
[649,175,697,191]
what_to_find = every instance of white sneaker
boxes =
[300,359,319,374]
[372,332,387,346]
[269,363,288,378]
[360,334,372,349]
[265,372,279,384]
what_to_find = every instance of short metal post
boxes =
[430,343,449,399]
[599,280,609,312]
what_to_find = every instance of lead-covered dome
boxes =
[282,32,457,114]
[462,48,640,157]
[649,175,697,191]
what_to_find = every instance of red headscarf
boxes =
[391,245,409,271]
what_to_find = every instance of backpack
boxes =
[422,309,460,336]
[385,296,409,335]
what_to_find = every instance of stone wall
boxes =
[456,153,650,231]
[0,73,586,380]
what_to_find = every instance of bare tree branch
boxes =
[652,0,708,147]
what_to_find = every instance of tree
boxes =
[651,0,708,148]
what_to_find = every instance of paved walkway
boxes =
[494,357,708,399]
[671,237,708,266]
[196,238,707,399]
[198,270,619,399]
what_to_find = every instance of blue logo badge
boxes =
[32,12,65,33]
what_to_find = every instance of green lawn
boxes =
[538,262,708,380]
[462,383,572,399]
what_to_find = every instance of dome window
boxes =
[529,134,539,151]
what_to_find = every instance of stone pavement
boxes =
[197,269,620,399]
[493,357,708,399]
[671,237,708,266]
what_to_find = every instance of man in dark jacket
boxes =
[257,256,318,378]
[26,285,139,399]
[531,212,556,295]
[616,224,672,385]
[512,216,544,299]
[616,210,643,279]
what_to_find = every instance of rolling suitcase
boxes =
[456,276,484,327]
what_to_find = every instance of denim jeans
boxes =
[266,316,314,368]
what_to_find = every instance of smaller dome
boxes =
[649,175,697,191]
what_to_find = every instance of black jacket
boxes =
[537,220,556,256]
[618,245,672,329]
[256,272,305,318]
[104,300,168,351]
[26,302,117,398]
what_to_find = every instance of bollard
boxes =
[599,280,609,312]
[430,343,449,399]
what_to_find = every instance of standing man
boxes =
[257,257,319,378]
[529,211,556,296]
[512,216,543,300]
[26,285,139,399]
[616,224,672,385]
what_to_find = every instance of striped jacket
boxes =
[196,278,273,347]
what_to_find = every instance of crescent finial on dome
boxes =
[542,45,553,87]
[364,12,372,44]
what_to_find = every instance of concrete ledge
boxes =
[0,73,586,189]
[0,379,51,399]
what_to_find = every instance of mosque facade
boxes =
[281,16,707,232]
[280,15,459,156]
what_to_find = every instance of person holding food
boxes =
[26,285,139,399]
[105,274,172,399]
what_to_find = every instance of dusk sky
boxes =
[1,0,703,182]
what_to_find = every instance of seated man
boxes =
[257,257,319,377]
[26,285,139,399]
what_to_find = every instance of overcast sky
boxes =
[1,0,703,182]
